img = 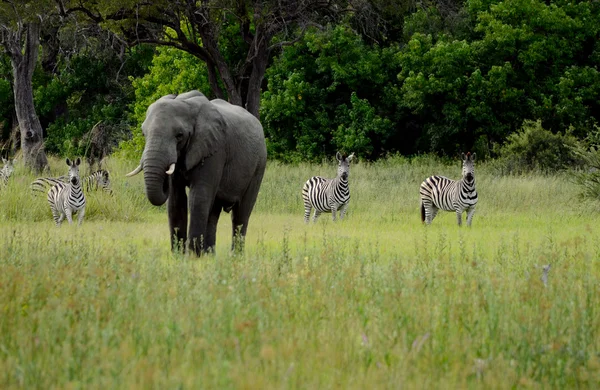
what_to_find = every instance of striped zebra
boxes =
[32,169,112,195]
[0,158,15,186]
[302,152,355,223]
[420,152,478,226]
[47,158,86,226]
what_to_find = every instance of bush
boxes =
[494,119,581,174]
[572,126,600,200]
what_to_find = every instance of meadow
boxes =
[1,156,599,389]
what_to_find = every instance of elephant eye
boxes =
[176,132,184,140]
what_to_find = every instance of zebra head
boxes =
[461,152,476,183]
[336,152,355,181]
[99,170,111,188]
[66,158,82,186]
[2,157,15,177]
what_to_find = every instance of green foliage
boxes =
[397,0,600,155]
[572,146,600,200]
[117,46,212,159]
[30,45,154,157]
[494,119,580,174]
[333,92,393,156]
[261,25,402,161]
[572,126,600,200]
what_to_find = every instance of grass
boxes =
[1,156,600,388]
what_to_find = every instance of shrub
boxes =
[572,126,600,200]
[494,119,580,174]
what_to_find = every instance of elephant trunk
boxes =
[143,154,171,206]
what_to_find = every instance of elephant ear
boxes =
[183,95,226,170]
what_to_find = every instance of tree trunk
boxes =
[245,39,270,119]
[8,23,48,172]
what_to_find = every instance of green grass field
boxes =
[1,156,599,388]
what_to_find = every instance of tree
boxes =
[0,1,49,171]
[59,0,380,118]
[261,25,401,161]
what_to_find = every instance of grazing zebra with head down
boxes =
[302,152,355,223]
[31,169,112,195]
[0,158,15,186]
[420,152,478,226]
[47,158,86,226]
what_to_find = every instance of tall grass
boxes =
[1,156,599,388]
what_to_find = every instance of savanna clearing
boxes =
[1,157,599,389]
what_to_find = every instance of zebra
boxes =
[0,158,15,186]
[302,152,355,223]
[420,152,478,226]
[47,158,86,226]
[32,169,112,195]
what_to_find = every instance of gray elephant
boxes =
[127,90,267,255]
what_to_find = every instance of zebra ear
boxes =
[470,152,476,161]
[75,157,81,166]
[2,158,6,164]
[461,153,467,161]
[66,158,71,166]
[336,152,343,161]
[347,153,355,162]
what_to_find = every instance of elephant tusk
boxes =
[166,163,176,175]
[125,164,143,177]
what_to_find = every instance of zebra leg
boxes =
[304,205,312,224]
[466,206,476,227]
[312,210,322,223]
[456,209,463,226]
[422,200,436,224]
[52,210,62,227]
[78,207,86,226]
[430,207,439,223]
[339,203,349,220]
[65,208,74,225]
[331,206,337,221]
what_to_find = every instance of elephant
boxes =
[126,90,267,255]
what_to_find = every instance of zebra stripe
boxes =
[32,169,112,195]
[47,158,86,226]
[0,158,15,186]
[420,152,478,226]
[302,152,355,223]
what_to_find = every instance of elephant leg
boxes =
[230,174,264,252]
[187,186,217,256]
[205,201,222,253]
[168,176,188,252]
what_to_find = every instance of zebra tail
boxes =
[420,202,425,223]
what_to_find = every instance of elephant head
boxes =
[126,91,225,206]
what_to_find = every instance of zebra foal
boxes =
[420,152,478,227]
[47,158,86,226]
[0,158,16,186]
[302,152,355,223]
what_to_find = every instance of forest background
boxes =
[0,0,599,169]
